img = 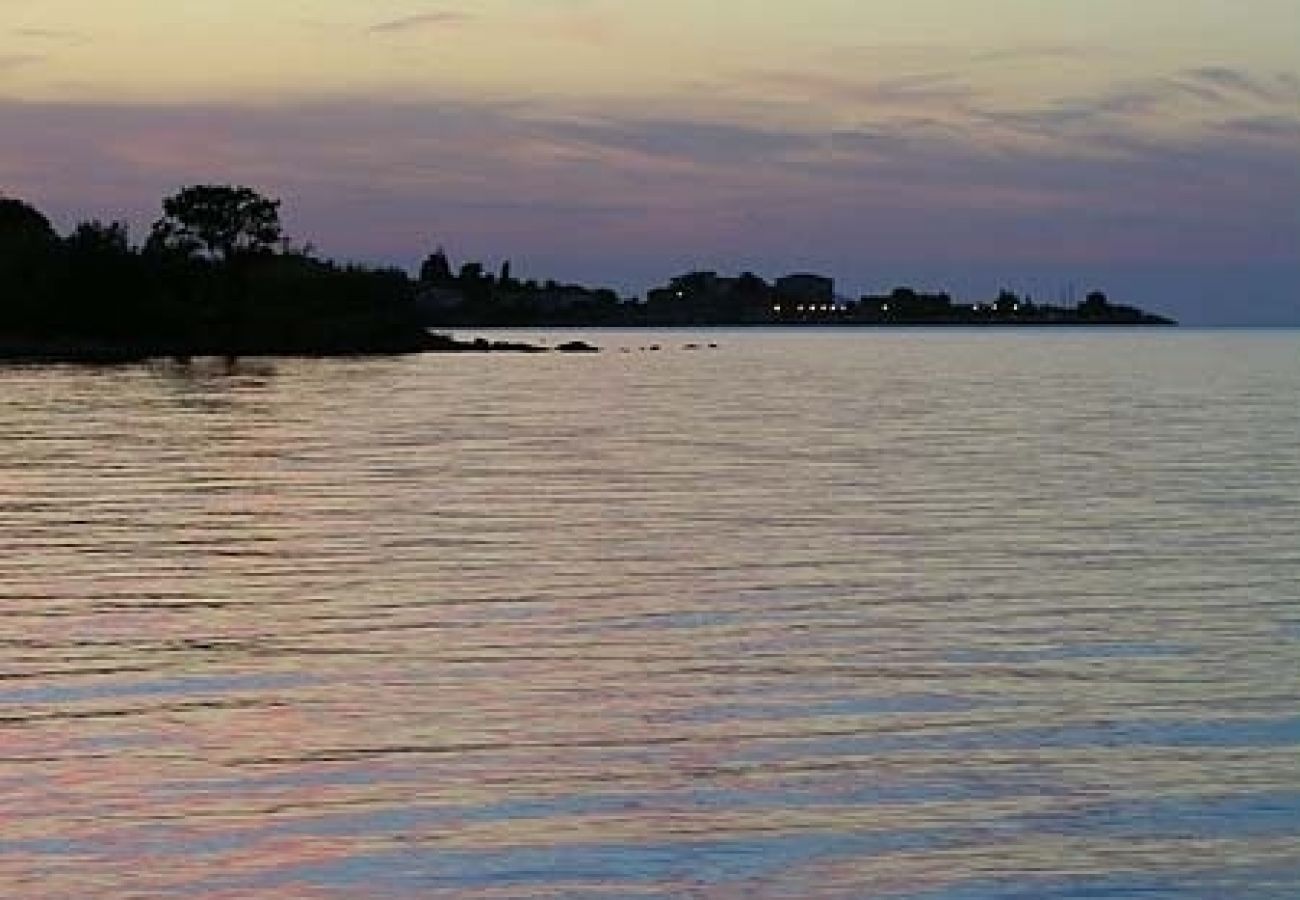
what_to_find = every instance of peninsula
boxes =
[418,265,1175,328]
[1,185,1174,364]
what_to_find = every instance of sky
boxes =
[2,1,1298,323]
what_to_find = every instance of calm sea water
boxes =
[1,329,1297,898]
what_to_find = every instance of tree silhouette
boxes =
[1082,290,1110,311]
[0,196,59,319]
[148,185,282,261]
[67,220,130,256]
[0,195,58,265]
[419,246,453,284]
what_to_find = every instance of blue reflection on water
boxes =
[946,642,1190,663]
[1007,791,1300,841]
[667,692,977,724]
[209,829,953,892]
[740,715,1300,761]
[0,673,314,705]
[911,866,1300,900]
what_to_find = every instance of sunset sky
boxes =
[3,1,1298,322]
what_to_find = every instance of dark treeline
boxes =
[416,248,628,327]
[1,185,1173,362]
[0,186,433,360]
[419,267,1174,327]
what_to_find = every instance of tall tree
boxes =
[67,220,130,256]
[0,196,59,314]
[148,185,283,261]
[0,195,58,266]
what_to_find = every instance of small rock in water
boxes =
[556,340,600,354]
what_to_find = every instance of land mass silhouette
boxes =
[0,185,1174,363]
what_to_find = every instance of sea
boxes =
[1,328,1297,898]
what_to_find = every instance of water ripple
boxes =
[1,330,1297,897]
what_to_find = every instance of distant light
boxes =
[773,305,782,312]
[883,304,890,312]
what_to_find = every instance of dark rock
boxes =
[556,340,600,353]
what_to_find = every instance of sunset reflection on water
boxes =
[2,332,1298,897]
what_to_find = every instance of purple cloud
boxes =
[1185,66,1296,103]
[1,67,1295,323]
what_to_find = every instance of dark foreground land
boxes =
[1,185,1173,364]
[0,333,600,364]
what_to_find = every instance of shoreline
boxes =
[0,321,1189,365]
[0,332,602,365]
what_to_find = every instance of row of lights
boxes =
[772,302,1023,314]
[772,304,845,314]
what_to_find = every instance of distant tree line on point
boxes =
[416,261,1171,327]
[0,185,1174,362]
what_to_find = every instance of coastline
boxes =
[0,331,602,364]
[1,190,1176,364]
[0,321,1184,365]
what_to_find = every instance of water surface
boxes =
[2,329,1298,897]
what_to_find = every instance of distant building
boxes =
[775,273,834,304]
[859,287,955,320]
[643,270,780,323]
[414,286,466,315]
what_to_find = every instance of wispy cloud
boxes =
[529,115,813,168]
[11,26,85,42]
[746,68,975,115]
[0,52,42,71]
[368,11,473,35]
[971,44,1101,63]
[970,68,1300,142]
[1184,66,1299,104]
[1225,115,1300,140]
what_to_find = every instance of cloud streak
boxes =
[368,11,473,34]
[0,52,41,71]
[3,81,1293,251]
[1186,66,1298,103]
[10,26,85,42]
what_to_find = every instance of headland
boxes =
[1,185,1174,364]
